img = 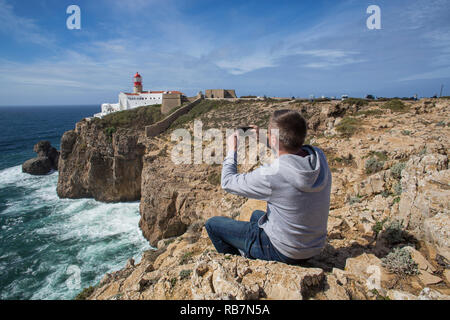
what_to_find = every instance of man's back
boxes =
[221,145,332,260]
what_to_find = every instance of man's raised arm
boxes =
[221,148,272,200]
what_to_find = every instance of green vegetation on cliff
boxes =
[356,108,383,117]
[381,247,419,276]
[335,117,360,137]
[365,157,384,174]
[75,286,96,300]
[168,99,273,130]
[342,98,369,107]
[93,104,163,130]
[169,100,230,129]
[382,99,409,112]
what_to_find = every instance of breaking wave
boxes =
[0,165,151,300]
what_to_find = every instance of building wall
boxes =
[146,98,202,138]
[185,96,198,103]
[205,89,237,99]
[119,92,163,110]
[185,92,204,103]
[161,93,182,114]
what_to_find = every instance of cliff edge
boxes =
[67,98,449,300]
[57,105,161,202]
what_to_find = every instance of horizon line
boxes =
[1,92,448,108]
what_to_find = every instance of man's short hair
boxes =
[270,110,308,152]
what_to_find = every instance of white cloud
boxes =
[0,0,54,46]
[300,50,358,59]
[399,67,450,81]
[107,0,161,12]
[214,47,364,74]
[215,54,276,75]
[1,0,449,104]
[0,0,369,104]
[398,0,449,29]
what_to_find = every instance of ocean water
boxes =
[0,106,151,300]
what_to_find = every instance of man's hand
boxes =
[227,131,238,152]
[249,124,259,140]
[227,125,260,153]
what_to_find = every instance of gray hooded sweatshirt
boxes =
[221,145,332,260]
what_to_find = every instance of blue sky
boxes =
[0,0,449,106]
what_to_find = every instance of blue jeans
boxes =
[205,210,308,265]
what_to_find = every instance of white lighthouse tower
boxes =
[133,72,143,93]
[94,72,185,118]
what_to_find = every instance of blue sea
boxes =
[0,105,150,300]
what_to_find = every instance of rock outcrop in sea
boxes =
[22,141,59,175]
[58,98,449,300]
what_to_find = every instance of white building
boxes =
[94,73,183,118]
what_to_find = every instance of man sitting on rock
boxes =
[205,110,332,265]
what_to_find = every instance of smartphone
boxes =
[237,126,253,132]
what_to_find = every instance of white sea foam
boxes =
[0,165,151,300]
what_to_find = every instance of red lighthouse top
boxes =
[134,72,142,86]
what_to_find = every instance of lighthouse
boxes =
[133,72,143,93]
[94,72,186,118]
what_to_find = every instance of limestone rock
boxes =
[33,141,58,164]
[139,149,246,246]
[157,237,177,250]
[398,154,449,239]
[345,253,394,289]
[403,246,436,273]
[87,235,325,300]
[356,171,387,196]
[418,270,442,286]
[57,122,145,202]
[60,130,78,159]
[73,99,450,301]
[332,268,348,286]
[327,216,344,239]
[22,157,53,175]
[424,212,450,260]
[191,252,324,300]
[323,274,350,300]
[22,141,59,175]
[237,199,267,222]
[444,270,450,283]
[419,287,450,300]
[387,290,418,300]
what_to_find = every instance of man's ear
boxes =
[270,133,278,150]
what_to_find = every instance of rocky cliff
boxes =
[69,98,449,300]
[57,105,162,202]
[57,122,145,202]
[138,99,358,246]
[23,141,59,175]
